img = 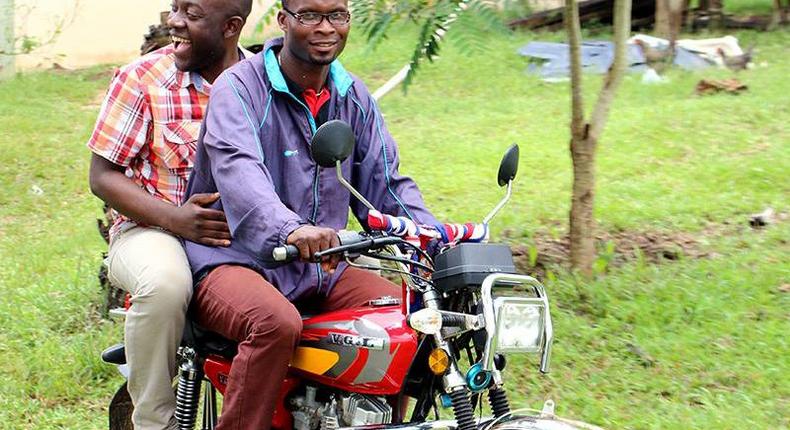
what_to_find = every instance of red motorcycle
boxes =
[102,121,588,430]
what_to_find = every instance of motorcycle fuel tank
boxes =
[292,305,418,396]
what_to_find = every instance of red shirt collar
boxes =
[303,86,331,118]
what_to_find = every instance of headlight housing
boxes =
[479,273,553,374]
[493,297,546,353]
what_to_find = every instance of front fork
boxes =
[487,372,511,419]
[422,291,512,430]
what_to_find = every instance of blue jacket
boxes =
[184,38,437,301]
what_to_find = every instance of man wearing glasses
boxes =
[183,0,438,428]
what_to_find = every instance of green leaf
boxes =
[354,0,506,92]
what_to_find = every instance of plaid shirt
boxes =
[88,45,216,239]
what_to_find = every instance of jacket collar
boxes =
[263,37,353,98]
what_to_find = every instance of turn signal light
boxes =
[407,308,442,335]
[428,348,450,375]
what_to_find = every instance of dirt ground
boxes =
[507,211,786,277]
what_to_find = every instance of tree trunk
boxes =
[708,0,724,30]
[0,0,14,79]
[565,0,593,275]
[656,0,683,40]
[655,0,670,38]
[668,0,684,50]
[569,135,598,274]
[565,0,632,277]
[770,0,788,28]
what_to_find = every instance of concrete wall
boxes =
[0,0,14,78]
[10,0,276,71]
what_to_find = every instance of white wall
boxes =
[12,0,276,71]
[0,0,14,78]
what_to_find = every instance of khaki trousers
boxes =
[107,226,193,430]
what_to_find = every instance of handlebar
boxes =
[272,231,403,263]
[272,244,300,262]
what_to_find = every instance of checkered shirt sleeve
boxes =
[87,66,151,166]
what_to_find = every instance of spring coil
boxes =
[449,388,476,430]
[175,369,202,430]
[488,387,511,418]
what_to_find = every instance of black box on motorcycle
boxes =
[432,243,516,293]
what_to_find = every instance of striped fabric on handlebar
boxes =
[367,210,488,248]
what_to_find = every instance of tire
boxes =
[109,382,134,430]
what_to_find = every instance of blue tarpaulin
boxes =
[518,40,713,80]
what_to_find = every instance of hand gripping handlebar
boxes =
[271,231,403,263]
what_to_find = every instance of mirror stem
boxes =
[335,161,376,211]
[482,181,512,225]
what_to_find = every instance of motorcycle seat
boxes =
[98,331,238,367]
[183,319,238,359]
[182,314,316,360]
[102,314,322,366]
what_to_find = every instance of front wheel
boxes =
[108,382,134,430]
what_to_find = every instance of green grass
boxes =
[0,68,121,427]
[507,226,789,428]
[723,0,776,15]
[1,23,789,430]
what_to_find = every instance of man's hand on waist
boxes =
[286,225,341,273]
[168,193,231,247]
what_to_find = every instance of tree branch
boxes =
[587,0,632,142]
[0,0,81,56]
[565,0,585,139]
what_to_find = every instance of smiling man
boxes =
[87,1,251,428]
[183,0,438,428]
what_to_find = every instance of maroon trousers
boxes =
[193,265,400,430]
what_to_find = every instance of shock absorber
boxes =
[175,347,203,430]
[449,388,476,430]
[488,386,511,418]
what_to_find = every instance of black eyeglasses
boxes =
[282,7,351,27]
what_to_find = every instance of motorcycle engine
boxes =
[291,386,393,430]
[341,394,392,426]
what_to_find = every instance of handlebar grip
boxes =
[272,245,300,262]
[273,231,368,263]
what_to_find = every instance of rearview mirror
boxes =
[483,144,519,225]
[310,120,355,168]
[310,120,376,211]
[497,144,520,187]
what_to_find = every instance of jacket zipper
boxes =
[284,92,324,292]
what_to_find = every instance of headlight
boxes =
[494,298,546,353]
